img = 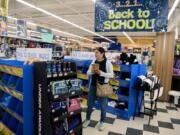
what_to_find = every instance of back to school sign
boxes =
[95,0,169,32]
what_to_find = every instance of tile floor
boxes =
[82,102,180,135]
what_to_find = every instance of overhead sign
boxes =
[0,16,7,36]
[16,48,52,61]
[95,0,169,32]
[16,20,27,37]
[0,0,8,16]
[37,26,53,43]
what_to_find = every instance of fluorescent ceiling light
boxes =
[16,0,115,43]
[92,0,96,2]
[168,0,180,20]
[123,32,135,44]
[7,16,96,43]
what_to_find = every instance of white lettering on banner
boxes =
[38,84,42,135]
[16,48,52,61]
[71,51,95,60]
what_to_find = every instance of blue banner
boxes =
[95,0,169,32]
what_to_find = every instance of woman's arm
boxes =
[87,60,95,75]
[99,61,114,78]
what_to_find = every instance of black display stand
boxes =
[33,61,82,135]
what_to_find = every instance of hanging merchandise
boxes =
[0,16,7,36]
[33,61,82,135]
[51,80,68,96]
[68,98,81,112]
[16,20,27,38]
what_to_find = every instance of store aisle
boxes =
[82,102,180,135]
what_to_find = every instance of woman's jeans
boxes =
[86,85,107,122]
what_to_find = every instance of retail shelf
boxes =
[53,109,82,122]
[118,95,129,102]
[173,74,180,79]
[0,104,23,123]
[82,98,87,107]
[69,90,82,98]
[52,90,82,101]
[0,35,54,44]
[0,65,23,77]
[113,64,120,71]
[47,73,77,80]
[0,60,33,135]
[77,73,88,80]
[174,55,180,58]
[0,122,15,135]
[95,102,129,119]
[119,79,130,88]
[0,83,23,101]
[109,79,120,86]
[120,65,131,72]
[81,86,88,93]
[109,94,118,100]
[68,124,82,135]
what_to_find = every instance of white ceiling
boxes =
[8,0,180,38]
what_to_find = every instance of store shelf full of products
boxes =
[33,61,83,135]
[0,60,33,135]
[65,58,146,120]
[0,60,83,135]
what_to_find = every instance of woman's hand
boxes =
[95,69,101,75]
[91,66,95,73]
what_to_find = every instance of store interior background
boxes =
[0,0,180,135]
[7,0,180,101]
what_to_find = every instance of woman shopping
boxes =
[83,47,114,131]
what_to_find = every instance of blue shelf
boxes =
[0,60,33,135]
[65,58,147,120]
[120,65,131,72]
[94,102,129,119]
[118,94,129,102]
[119,79,130,88]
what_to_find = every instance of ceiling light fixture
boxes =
[123,32,135,44]
[7,16,96,43]
[168,0,180,20]
[16,0,115,43]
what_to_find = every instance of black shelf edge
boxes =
[175,55,180,58]
[47,73,77,80]
[0,104,23,123]
[69,90,83,98]
[52,90,82,101]
[53,109,82,122]
[173,75,180,79]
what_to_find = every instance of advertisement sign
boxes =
[95,0,169,32]
[16,48,52,61]
[0,16,7,36]
[0,0,8,16]
[37,26,53,43]
[71,51,95,60]
[16,20,27,37]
